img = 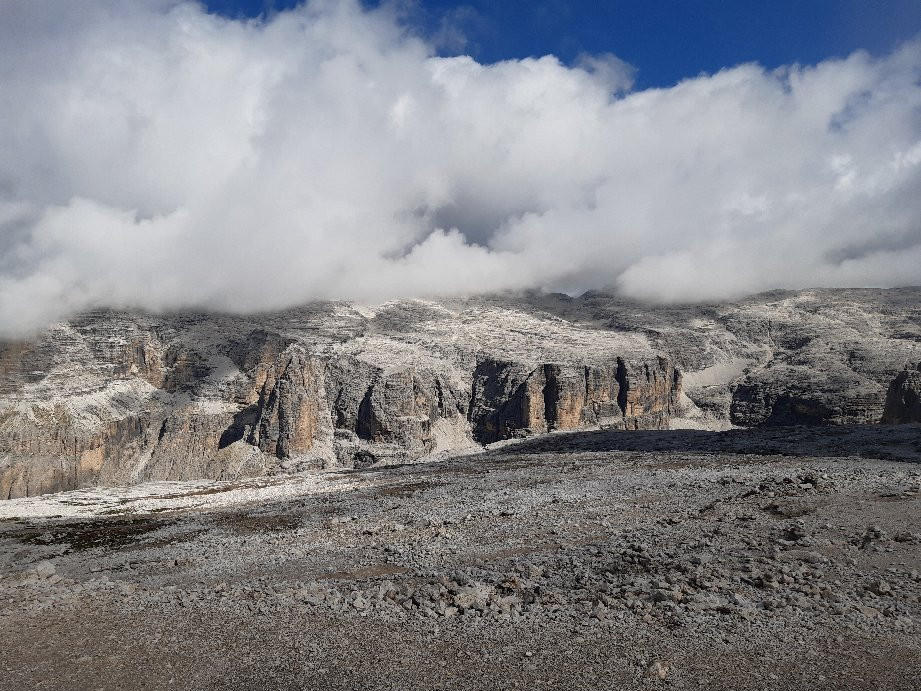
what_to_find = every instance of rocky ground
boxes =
[2,425,920,690]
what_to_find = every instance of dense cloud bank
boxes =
[0,0,920,335]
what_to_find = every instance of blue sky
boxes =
[205,0,921,88]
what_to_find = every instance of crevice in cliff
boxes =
[156,418,168,443]
[356,386,375,441]
[542,365,560,431]
[615,358,628,417]
[434,377,446,416]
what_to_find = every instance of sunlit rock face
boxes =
[3,286,921,499]
[0,298,680,498]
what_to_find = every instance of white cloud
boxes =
[0,0,919,335]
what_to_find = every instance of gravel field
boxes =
[2,426,920,690]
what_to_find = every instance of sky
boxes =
[0,0,920,335]
[207,0,921,88]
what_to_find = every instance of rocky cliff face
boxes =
[4,287,920,499]
[520,288,921,430]
[0,301,680,498]
[882,365,921,424]
[467,358,677,444]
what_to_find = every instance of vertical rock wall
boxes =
[0,310,685,498]
[469,357,681,444]
[882,366,921,424]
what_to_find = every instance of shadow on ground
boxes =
[495,423,921,462]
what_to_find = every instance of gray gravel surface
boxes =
[1,426,920,690]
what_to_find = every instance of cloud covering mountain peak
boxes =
[1,0,920,335]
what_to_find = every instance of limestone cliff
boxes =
[6,287,921,499]
[469,358,678,444]
[882,365,921,424]
[519,288,921,430]
[0,301,680,498]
